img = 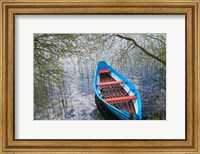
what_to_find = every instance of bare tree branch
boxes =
[143,34,166,45]
[114,34,166,65]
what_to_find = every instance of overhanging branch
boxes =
[115,34,166,65]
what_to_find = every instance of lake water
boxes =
[34,55,166,120]
[35,67,166,120]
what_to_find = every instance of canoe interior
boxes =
[99,73,136,116]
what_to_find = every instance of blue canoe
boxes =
[94,61,142,120]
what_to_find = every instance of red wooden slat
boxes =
[99,69,110,74]
[97,81,124,86]
[105,96,137,102]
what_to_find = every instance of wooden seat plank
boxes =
[105,96,136,102]
[99,69,110,74]
[97,81,124,86]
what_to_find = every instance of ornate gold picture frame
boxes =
[0,0,199,153]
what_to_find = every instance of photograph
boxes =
[34,33,166,120]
